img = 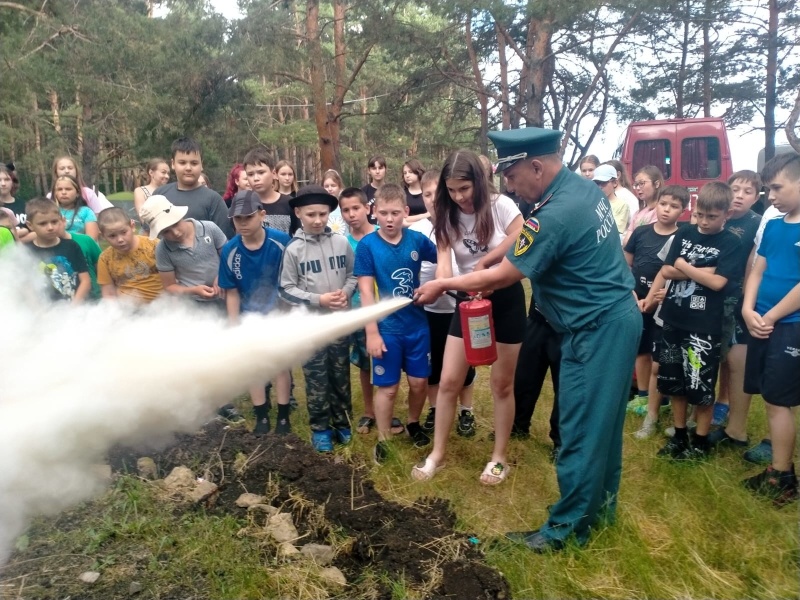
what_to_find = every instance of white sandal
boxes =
[480,461,510,486]
[411,456,445,481]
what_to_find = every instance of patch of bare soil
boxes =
[4,422,510,599]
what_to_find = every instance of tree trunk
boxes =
[32,95,47,194]
[676,3,689,118]
[526,16,555,127]
[496,21,511,130]
[786,86,800,152]
[466,11,488,154]
[306,0,337,172]
[764,0,779,162]
[81,101,96,186]
[49,90,61,135]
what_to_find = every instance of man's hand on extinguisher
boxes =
[413,279,445,305]
[366,332,388,359]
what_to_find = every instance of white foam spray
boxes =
[0,249,408,563]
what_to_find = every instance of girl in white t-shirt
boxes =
[411,150,525,485]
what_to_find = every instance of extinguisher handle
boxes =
[445,291,470,301]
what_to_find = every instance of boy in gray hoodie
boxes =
[280,185,357,452]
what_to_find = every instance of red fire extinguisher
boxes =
[459,293,497,366]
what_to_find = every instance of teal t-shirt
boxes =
[507,167,635,333]
[70,232,102,300]
[61,206,96,236]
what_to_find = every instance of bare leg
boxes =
[485,342,521,477]
[723,344,750,441]
[694,404,713,437]
[428,336,470,465]
[645,361,662,420]
[406,376,428,423]
[634,354,652,395]
[717,360,730,405]
[768,404,796,472]
[274,370,291,405]
[672,397,688,428]
[360,368,375,417]
[374,384,400,442]
[427,383,438,408]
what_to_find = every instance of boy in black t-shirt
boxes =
[656,182,741,460]
[624,185,688,437]
[242,147,299,236]
[25,198,90,303]
[707,170,765,440]
[624,188,687,398]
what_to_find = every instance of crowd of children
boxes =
[2,138,798,508]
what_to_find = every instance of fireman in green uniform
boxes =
[414,127,641,552]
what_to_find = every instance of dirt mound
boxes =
[107,422,510,599]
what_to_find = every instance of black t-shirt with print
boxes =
[723,210,761,295]
[28,238,88,301]
[659,225,741,334]
[624,223,676,299]
[262,194,300,236]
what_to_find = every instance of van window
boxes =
[633,140,671,179]
[681,137,721,180]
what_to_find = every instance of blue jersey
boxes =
[354,228,437,334]
[756,217,800,323]
[219,226,290,313]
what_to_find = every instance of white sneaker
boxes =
[635,415,658,439]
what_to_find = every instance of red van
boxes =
[617,118,733,221]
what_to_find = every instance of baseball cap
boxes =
[592,164,618,183]
[228,190,263,218]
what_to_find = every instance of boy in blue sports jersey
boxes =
[741,152,800,505]
[219,191,292,436]
[354,184,438,463]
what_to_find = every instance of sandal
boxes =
[390,417,405,436]
[411,456,445,481]
[356,416,375,434]
[480,461,510,486]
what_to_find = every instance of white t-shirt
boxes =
[754,205,784,252]
[410,218,459,313]
[450,194,520,274]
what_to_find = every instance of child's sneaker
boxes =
[456,409,476,438]
[744,439,773,465]
[743,466,799,506]
[218,404,245,423]
[275,417,291,436]
[711,402,729,426]
[626,396,648,414]
[406,422,431,447]
[421,408,436,434]
[373,441,389,465]
[657,436,690,460]
[334,427,352,445]
[634,414,658,440]
[253,416,271,437]
[311,430,334,453]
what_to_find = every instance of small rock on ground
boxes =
[235,493,266,508]
[248,503,279,516]
[163,466,194,489]
[129,581,143,595]
[265,513,299,544]
[300,543,335,566]
[136,457,158,479]
[320,566,346,587]
[79,571,100,584]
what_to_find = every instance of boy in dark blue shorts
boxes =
[354,184,437,463]
[741,152,800,505]
[219,191,292,436]
[656,182,741,460]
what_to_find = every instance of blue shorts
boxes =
[372,328,431,387]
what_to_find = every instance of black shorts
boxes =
[744,321,800,407]
[651,323,663,363]
[426,310,476,387]
[638,311,656,356]
[721,296,752,359]
[448,281,526,345]
[656,323,721,406]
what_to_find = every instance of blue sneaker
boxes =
[744,439,772,465]
[711,402,729,426]
[311,430,334,453]
[333,427,352,445]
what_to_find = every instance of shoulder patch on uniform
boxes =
[524,217,540,233]
[514,229,534,256]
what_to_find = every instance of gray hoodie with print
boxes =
[279,227,356,308]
